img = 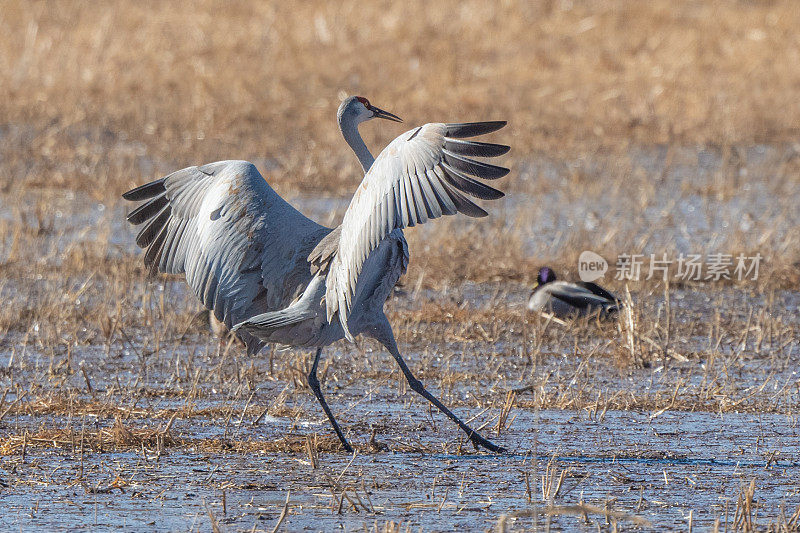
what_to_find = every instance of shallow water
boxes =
[2,143,800,530]
[1,306,799,530]
[2,406,799,531]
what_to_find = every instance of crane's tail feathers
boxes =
[445,121,506,138]
[233,307,315,333]
[235,273,329,339]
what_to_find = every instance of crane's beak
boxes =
[372,106,403,123]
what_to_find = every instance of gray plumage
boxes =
[124,95,509,453]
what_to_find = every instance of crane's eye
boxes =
[355,96,371,109]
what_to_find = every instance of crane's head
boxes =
[337,95,402,127]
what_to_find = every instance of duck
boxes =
[527,267,622,318]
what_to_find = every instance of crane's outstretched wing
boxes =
[325,122,509,339]
[123,160,330,353]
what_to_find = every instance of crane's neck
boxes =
[339,117,374,173]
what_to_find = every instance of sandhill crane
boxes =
[123,96,509,452]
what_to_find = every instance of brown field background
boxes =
[2,0,799,285]
[0,0,798,343]
[2,3,800,528]
[0,0,797,334]
[2,0,800,194]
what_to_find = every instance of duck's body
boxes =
[527,267,621,318]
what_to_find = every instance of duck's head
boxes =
[536,267,557,285]
[531,266,557,295]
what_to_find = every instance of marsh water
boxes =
[2,144,800,530]
[2,408,799,531]
[2,274,798,531]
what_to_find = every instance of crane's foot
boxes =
[337,437,354,454]
[468,431,506,453]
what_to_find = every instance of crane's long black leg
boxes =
[308,348,353,453]
[372,321,505,453]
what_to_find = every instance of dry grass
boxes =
[0,423,353,456]
[2,0,800,305]
[2,1,800,198]
[2,1,800,530]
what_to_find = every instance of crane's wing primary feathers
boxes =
[326,121,509,339]
[123,160,329,353]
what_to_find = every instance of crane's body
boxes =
[236,225,408,350]
[124,96,509,452]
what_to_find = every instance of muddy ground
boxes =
[1,270,799,530]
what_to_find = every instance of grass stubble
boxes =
[1,0,800,530]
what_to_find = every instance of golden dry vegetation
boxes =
[2,0,800,197]
[1,0,799,287]
[1,1,800,530]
